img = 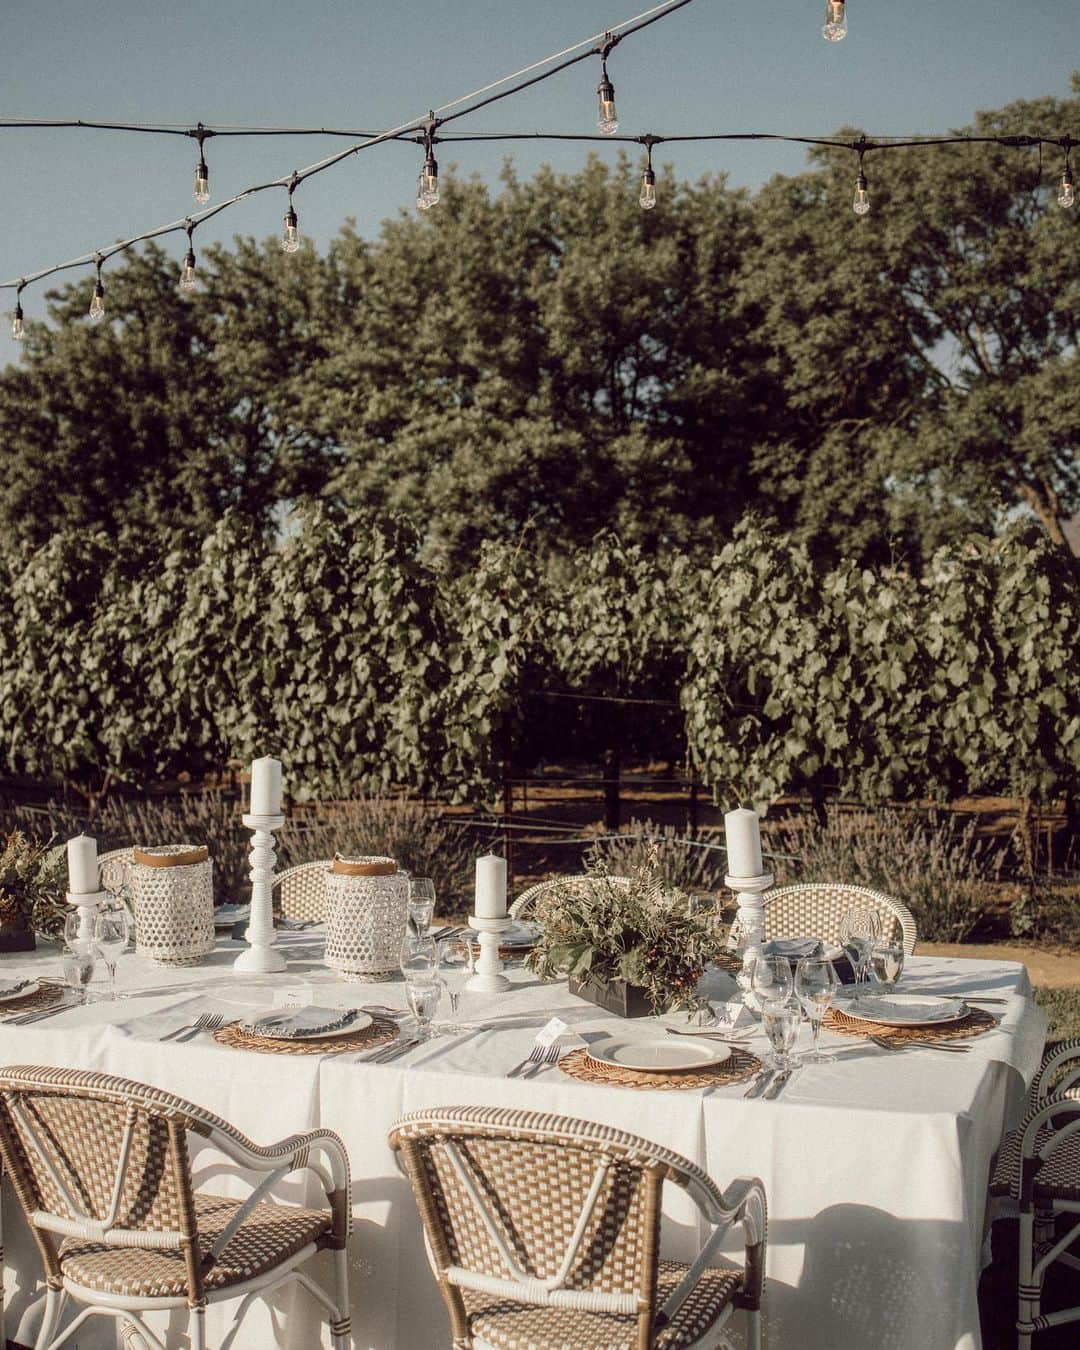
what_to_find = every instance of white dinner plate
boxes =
[586,1037,732,1072]
[213,904,249,928]
[0,979,38,1003]
[470,921,539,948]
[240,1009,373,1040]
[840,994,968,1028]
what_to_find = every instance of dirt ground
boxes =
[920,940,1080,988]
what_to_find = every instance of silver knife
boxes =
[7,997,77,1027]
[743,1069,775,1098]
[371,1036,421,1065]
[763,1069,793,1099]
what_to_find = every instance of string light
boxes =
[281,175,300,252]
[596,35,620,135]
[178,220,198,291]
[639,138,657,208]
[192,124,211,204]
[1059,145,1075,209]
[416,117,440,210]
[853,141,870,215]
[88,256,105,321]
[11,282,25,341]
[822,0,847,42]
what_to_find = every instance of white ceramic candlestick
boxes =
[66,890,108,946]
[726,870,775,1011]
[233,813,287,973]
[466,915,512,993]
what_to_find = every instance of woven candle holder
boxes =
[130,844,214,967]
[324,862,410,982]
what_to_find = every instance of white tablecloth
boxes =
[0,933,1045,1350]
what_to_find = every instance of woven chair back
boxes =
[274,860,332,923]
[510,873,631,922]
[98,846,134,895]
[0,1069,199,1289]
[392,1107,674,1350]
[762,882,918,954]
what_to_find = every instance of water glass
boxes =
[61,946,96,1005]
[408,877,436,936]
[405,978,443,1039]
[869,939,904,991]
[750,954,794,1011]
[761,999,800,1070]
[795,956,838,1061]
[400,932,439,981]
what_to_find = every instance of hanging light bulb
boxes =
[416,151,439,209]
[639,166,656,209]
[853,167,870,215]
[822,0,847,41]
[282,178,300,252]
[89,279,105,322]
[178,222,198,291]
[11,298,24,341]
[194,158,210,205]
[597,67,618,136]
[1059,157,1075,209]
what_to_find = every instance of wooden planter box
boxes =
[569,971,652,1019]
[0,916,36,954]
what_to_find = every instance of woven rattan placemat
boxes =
[0,980,67,1018]
[824,1003,997,1043]
[213,1011,399,1056]
[558,1045,761,1091]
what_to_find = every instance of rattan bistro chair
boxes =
[760,883,917,955]
[510,874,632,922]
[989,1039,1080,1347]
[389,1105,767,1350]
[97,848,134,895]
[273,859,332,924]
[0,1066,352,1350]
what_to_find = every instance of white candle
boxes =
[250,756,283,816]
[474,854,507,919]
[67,834,98,895]
[725,808,763,878]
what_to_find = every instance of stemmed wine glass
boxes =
[94,903,132,1003]
[838,906,882,994]
[436,937,473,1026]
[795,955,839,1061]
[408,877,436,937]
[869,937,905,992]
[750,954,794,1010]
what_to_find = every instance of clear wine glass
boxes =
[838,906,882,993]
[63,911,91,950]
[869,938,904,992]
[437,937,473,1024]
[61,946,96,1005]
[94,905,131,1003]
[795,956,839,1061]
[760,999,800,1070]
[404,978,443,1040]
[408,877,436,936]
[750,954,794,1011]
[400,932,439,980]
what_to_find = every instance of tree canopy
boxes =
[0,84,1076,569]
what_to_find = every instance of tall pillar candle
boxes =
[724,807,763,879]
[475,854,507,919]
[67,834,99,895]
[249,756,283,816]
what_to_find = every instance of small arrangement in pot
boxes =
[526,848,726,1017]
[0,831,68,951]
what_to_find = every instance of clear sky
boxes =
[2,0,1077,300]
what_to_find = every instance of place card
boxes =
[713,997,757,1030]
[536,1016,585,1049]
[273,985,315,1010]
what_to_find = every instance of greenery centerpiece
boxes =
[0,831,69,950]
[526,850,725,1016]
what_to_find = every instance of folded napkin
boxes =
[242,1005,359,1038]
[764,937,824,961]
[0,977,34,998]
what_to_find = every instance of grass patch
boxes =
[1034,985,1080,1043]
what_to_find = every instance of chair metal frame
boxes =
[0,1066,352,1350]
[390,1104,767,1350]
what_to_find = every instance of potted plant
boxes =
[0,831,70,951]
[526,850,725,1016]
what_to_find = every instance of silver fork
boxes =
[173,1013,224,1043]
[506,1044,548,1078]
[868,1033,969,1054]
[523,1045,561,1078]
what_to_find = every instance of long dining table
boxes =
[0,927,1045,1350]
